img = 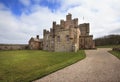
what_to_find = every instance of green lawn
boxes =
[109,50,120,59]
[96,45,120,48]
[0,50,85,82]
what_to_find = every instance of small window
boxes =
[66,35,69,41]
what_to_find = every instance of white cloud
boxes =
[0,10,28,43]
[0,4,65,44]
[59,0,120,38]
[0,0,120,44]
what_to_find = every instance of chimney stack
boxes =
[36,35,39,39]
[53,21,56,29]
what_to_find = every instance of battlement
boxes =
[29,13,95,51]
[79,23,89,27]
[44,14,91,38]
[51,13,79,30]
[43,29,49,36]
[73,18,78,27]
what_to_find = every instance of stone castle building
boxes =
[29,13,95,52]
[29,35,43,50]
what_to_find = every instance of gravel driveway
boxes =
[34,48,120,82]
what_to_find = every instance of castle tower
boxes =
[43,29,46,37]
[60,20,65,29]
[79,23,89,35]
[73,18,78,27]
[66,13,72,21]
[42,13,95,52]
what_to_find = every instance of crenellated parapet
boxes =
[51,13,79,30]
[73,18,78,27]
[42,13,95,51]
[43,29,50,37]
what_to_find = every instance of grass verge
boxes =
[0,50,86,82]
[109,50,120,59]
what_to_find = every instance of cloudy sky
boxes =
[0,0,120,44]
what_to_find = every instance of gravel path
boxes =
[34,48,120,82]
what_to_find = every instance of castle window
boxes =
[66,35,69,41]
[57,36,60,42]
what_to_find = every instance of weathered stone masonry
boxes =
[0,14,94,51]
[0,44,28,50]
[79,23,95,49]
[29,35,43,50]
[42,13,95,52]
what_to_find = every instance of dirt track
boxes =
[34,48,120,82]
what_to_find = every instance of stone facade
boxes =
[43,13,95,52]
[28,13,95,52]
[79,23,95,49]
[29,35,43,50]
[0,44,28,50]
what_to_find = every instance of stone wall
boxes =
[29,41,40,50]
[28,35,42,50]
[79,23,89,36]
[113,47,120,52]
[0,44,28,50]
[54,29,73,52]
[79,35,95,49]
[79,23,95,49]
[43,13,95,52]
[43,13,81,52]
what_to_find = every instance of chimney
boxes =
[36,35,39,39]
[53,21,56,29]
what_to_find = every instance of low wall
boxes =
[112,47,120,52]
[0,44,28,50]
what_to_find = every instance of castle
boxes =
[29,13,95,52]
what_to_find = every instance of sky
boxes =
[0,0,120,44]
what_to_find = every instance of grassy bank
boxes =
[109,50,120,59]
[0,50,85,82]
